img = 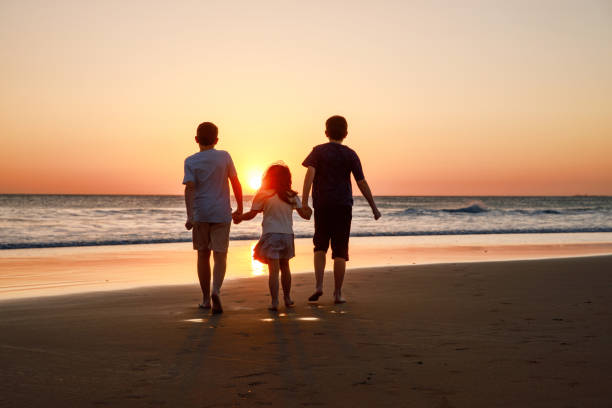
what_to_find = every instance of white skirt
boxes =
[253,233,295,264]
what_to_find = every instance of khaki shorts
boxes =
[192,222,231,253]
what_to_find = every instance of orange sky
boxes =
[1,1,611,195]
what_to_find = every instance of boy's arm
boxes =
[356,179,381,220]
[294,195,312,219]
[184,182,195,230]
[296,206,312,220]
[227,154,243,222]
[301,166,315,210]
[229,174,244,222]
[351,151,380,220]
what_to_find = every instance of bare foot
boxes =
[308,291,323,302]
[334,295,346,304]
[284,296,295,308]
[268,300,279,311]
[198,302,211,310]
[211,293,223,314]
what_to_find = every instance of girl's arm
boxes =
[235,189,268,224]
[234,210,260,224]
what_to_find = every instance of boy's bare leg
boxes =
[308,250,326,301]
[210,251,227,313]
[197,249,211,308]
[268,259,280,310]
[333,257,347,304]
[279,259,294,307]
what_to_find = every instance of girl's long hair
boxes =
[260,163,297,204]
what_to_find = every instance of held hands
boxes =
[232,209,243,224]
[302,205,313,220]
[297,205,313,220]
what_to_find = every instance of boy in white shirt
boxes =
[183,122,243,314]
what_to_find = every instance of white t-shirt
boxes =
[252,189,301,235]
[183,149,237,223]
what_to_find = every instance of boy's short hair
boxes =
[325,115,348,140]
[196,122,218,145]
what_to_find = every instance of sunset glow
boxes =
[247,169,263,193]
[0,1,611,195]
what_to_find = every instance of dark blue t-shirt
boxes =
[302,142,365,208]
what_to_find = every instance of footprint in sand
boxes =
[232,371,269,379]
[237,390,253,399]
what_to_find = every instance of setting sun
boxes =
[247,169,263,192]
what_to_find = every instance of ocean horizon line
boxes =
[1,193,610,198]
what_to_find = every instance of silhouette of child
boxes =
[184,122,243,314]
[301,115,381,304]
[234,163,311,310]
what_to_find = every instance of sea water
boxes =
[1,195,611,249]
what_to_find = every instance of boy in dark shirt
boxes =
[301,115,381,303]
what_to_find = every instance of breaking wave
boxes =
[4,227,612,250]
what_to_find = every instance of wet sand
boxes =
[2,235,612,300]
[1,255,612,407]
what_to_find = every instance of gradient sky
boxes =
[1,0,611,195]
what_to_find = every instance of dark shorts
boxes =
[313,205,352,261]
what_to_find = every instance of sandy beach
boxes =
[2,254,612,407]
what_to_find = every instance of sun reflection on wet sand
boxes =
[250,243,266,277]
[181,318,217,328]
[260,316,320,322]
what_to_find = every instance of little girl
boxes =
[234,163,311,310]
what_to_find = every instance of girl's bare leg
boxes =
[280,259,294,307]
[268,259,280,310]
